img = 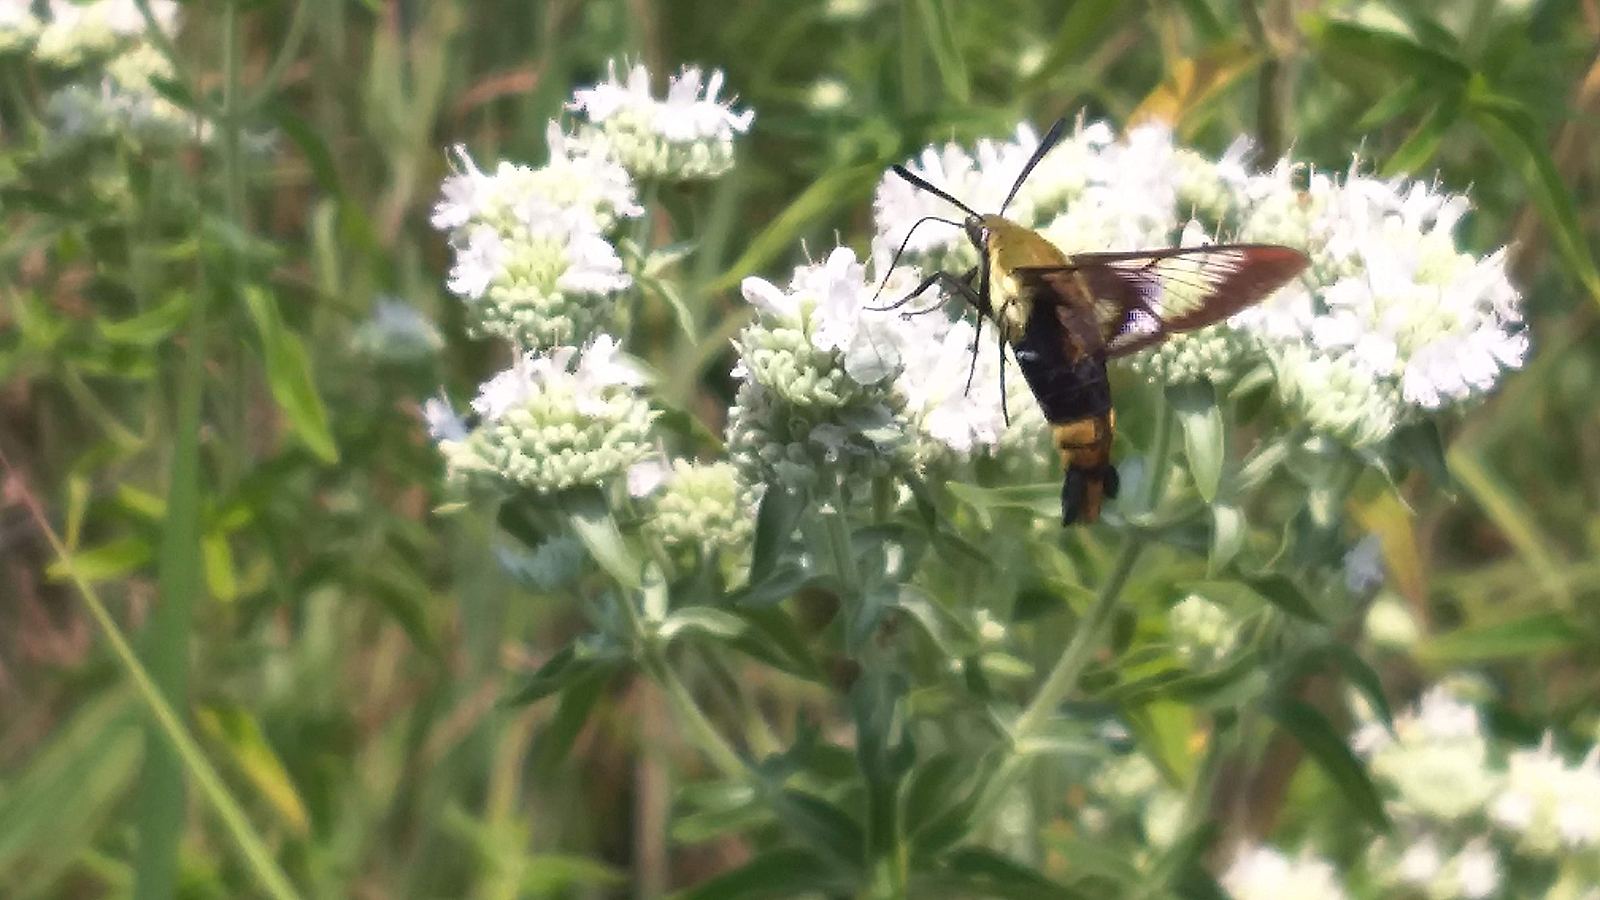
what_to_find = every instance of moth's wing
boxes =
[1016,244,1309,358]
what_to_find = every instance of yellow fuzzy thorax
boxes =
[980,214,1070,343]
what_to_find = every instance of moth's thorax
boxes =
[979,214,1071,343]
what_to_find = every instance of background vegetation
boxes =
[2,0,1598,898]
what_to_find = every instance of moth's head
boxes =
[963,214,988,253]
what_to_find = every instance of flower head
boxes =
[569,60,752,181]
[35,0,179,66]
[434,336,656,495]
[0,0,41,53]
[433,140,636,348]
[635,458,757,559]
[1221,845,1349,900]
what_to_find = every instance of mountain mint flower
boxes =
[433,336,656,495]
[1167,593,1237,667]
[569,60,753,181]
[1354,685,1498,822]
[45,44,209,149]
[728,247,915,492]
[1491,734,1600,855]
[433,139,636,348]
[635,459,757,557]
[0,0,40,53]
[35,0,179,66]
[352,298,444,363]
[1221,845,1349,900]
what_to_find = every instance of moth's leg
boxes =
[964,254,993,395]
[997,335,1010,426]
[867,266,978,314]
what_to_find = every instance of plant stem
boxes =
[644,647,748,780]
[0,452,303,900]
[1010,536,1143,740]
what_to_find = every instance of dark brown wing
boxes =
[1014,243,1309,358]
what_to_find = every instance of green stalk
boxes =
[0,453,302,900]
[643,648,747,780]
[136,5,246,896]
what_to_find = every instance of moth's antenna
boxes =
[891,165,982,219]
[999,117,1068,216]
[866,214,963,309]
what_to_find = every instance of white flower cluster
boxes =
[870,119,1527,451]
[629,458,756,558]
[1232,163,1528,448]
[427,336,656,495]
[0,0,41,54]
[1348,681,1600,899]
[726,243,1054,494]
[569,60,753,181]
[1167,593,1238,667]
[1491,734,1600,856]
[1082,751,1187,852]
[727,247,912,492]
[1354,685,1497,822]
[45,43,209,150]
[1221,845,1349,900]
[31,0,179,67]
[432,125,640,348]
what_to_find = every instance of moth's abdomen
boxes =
[1051,415,1118,524]
[1009,295,1118,524]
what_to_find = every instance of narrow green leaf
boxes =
[1240,572,1324,623]
[773,790,865,870]
[1208,502,1245,574]
[1382,92,1462,176]
[533,666,613,773]
[660,607,748,643]
[747,486,806,586]
[560,490,643,589]
[936,846,1092,900]
[520,854,625,892]
[705,165,880,293]
[96,292,192,346]
[1027,0,1122,85]
[242,285,338,463]
[1470,97,1600,302]
[196,703,310,836]
[1266,697,1388,830]
[1310,20,1471,88]
[1422,611,1584,662]
[1166,382,1223,503]
[262,102,342,196]
[46,536,153,583]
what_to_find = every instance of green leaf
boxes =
[1265,697,1388,830]
[262,102,342,196]
[1321,643,1395,733]
[1422,611,1584,662]
[935,846,1092,900]
[705,164,880,293]
[520,854,625,893]
[747,486,806,587]
[1208,502,1245,574]
[945,481,1061,520]
[1166,382,1223,503]
[1470,95,1600,302]
[195,703,309,836]
[773,789,865,870]
[242,285,338,463]
[1026,0,1122,85]
[670,847,840,900]
[850,671,911,862]
[532,666,613,773]
[47,535,153,583]
[96,292,192,346]
[1239,572,1324,623]
[506,645,620,706]
[660,607,748,643]
[1382,91,1463,176]
[1310,20,1471,88]
[560,490,642,589]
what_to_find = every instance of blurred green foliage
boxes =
[1,0,1598,898]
